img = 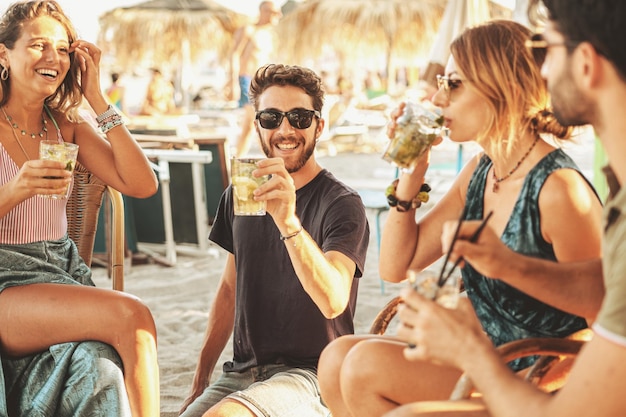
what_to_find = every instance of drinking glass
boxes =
[231,157,270,216]
[407,269,461,309]
[39,140,79,199]
[382,102,445,172]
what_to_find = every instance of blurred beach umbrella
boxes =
[280,0,302,15]
[276,0,445,92]
[98,0,247,75]
[422,0,513,86]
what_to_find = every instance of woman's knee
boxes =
[111,294,157,337]
[340,338,397,388]
[319,335,368,380]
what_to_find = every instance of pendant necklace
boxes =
[491,136,539,193]
[0,106,48,160]
[1,107,48,139]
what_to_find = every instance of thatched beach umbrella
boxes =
[98,0,247,107]
[98,0,246,69]
[276,0,445,92]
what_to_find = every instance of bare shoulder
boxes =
[539,167,599,212]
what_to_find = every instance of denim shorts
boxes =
[180,364,329,417]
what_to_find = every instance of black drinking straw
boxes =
[437,210,494,287]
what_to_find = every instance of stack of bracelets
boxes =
[385,179,431,212]
[95,105,124,134]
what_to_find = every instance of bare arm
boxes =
[397,288,626,417]
[0,160,73,217]
[379,102,472,282]
[180,254,237,414]
[69,40,157,198]
[255,158,360,318]
[442,176,604,322]
[379,159,473,283]
[282,228,357,319]
[226,26,250,100]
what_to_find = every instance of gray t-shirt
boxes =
[594,168,626,346]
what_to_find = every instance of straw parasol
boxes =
[276,0,445,93]
[98,0,247,73]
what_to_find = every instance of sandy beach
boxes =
[91,130,597,416]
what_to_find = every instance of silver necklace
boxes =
[2,107,48,139]
[0,106,47,160]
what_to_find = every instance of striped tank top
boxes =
[0,108,72,244]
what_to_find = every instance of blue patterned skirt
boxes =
[0,235,130,416]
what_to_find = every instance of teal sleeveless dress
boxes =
[463,149,593,371]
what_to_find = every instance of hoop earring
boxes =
[0,66,8,81]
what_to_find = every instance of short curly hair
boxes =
[249,64,325,113]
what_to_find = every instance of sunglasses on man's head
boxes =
[255,109,321,130]
[525,33,579,51]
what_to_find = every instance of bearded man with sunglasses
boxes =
[179,64,369,417]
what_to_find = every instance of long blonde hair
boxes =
[450,20,570,158]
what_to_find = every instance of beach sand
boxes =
[91,131,596,416]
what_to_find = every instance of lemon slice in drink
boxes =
[233,176,258,201]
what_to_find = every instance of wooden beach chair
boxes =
[369,296,592,399]
[66,162,125,291]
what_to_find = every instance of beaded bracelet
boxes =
[95,105,118,123]
[385,179,431,212]
[96,105,124,134]
[99,115,124,134]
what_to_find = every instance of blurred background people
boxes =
[227,0,282,156]
[105,71,126,113]
[140,68,177,116]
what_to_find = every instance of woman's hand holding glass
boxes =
[396,287,490,369]
[10,160,72,201]
[383,101,445,174]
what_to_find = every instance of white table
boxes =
[142,148,213,265]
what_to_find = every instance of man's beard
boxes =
[260,133,316,173]
[550,68,594,127]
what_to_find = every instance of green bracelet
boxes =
[385,179,431,212]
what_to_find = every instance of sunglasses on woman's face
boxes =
[436,75,464,99]
[255,108,321,130]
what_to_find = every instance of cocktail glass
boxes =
[39,140,79,199]
[231,157,270,216]
[382,102,445,173]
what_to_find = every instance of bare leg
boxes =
[235,104,256,157]
[319,334,379,417]
[384,399,489,417]
[340,338,463,417]
[202,398,256,417]
[0,283,160,417]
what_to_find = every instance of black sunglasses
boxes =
[255,108,321,130]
